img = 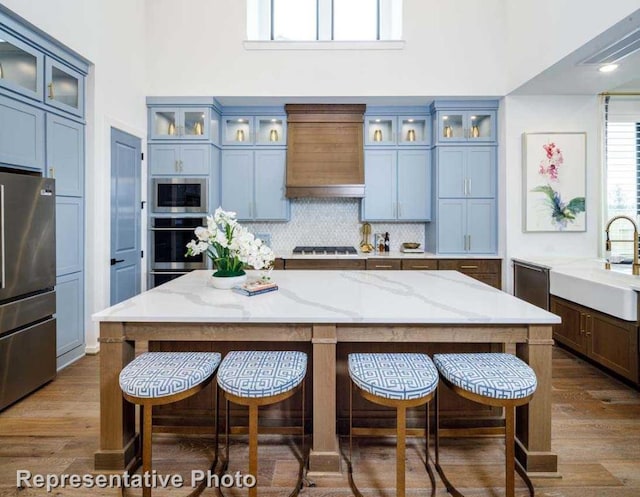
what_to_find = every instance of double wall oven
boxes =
[150,178,208,288]
[149,217,207,287]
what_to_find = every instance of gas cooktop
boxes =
[292,246,358,255]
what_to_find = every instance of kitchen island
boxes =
[93,269,560,475]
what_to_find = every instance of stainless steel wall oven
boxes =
[149,217,207,288]
[152,178,208,213]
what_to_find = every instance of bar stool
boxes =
[433,353,537,497]
[347,352,439,497]
[216,350,308,497]
[119,351,222,497]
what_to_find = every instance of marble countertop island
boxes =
[94,270,558,324]
[94,269,559,477]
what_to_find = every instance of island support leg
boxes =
[94,322,137,470]
[308,324,341,474]
[516,325,558,474]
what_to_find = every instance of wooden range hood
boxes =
[285,104,365,198]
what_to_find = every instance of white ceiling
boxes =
[511,8,640,95]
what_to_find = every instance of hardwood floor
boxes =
[0,346,639,496]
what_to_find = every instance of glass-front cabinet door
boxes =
[365,116,395,146]
[0,29,43,101]
[437,111,495,143]
[437,112,465,142]
[151,107,179,139]
[466,112,495,142]
[256,117,286,145]
[150,107,210,140]
[45,57,83,116]
[182,108,209,140]
[398,116,429,146]
[222,116,254,145]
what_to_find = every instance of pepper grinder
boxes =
[384,232,390,252]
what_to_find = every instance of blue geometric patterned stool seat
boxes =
[217,350,309,497]
[348,353,439,400]
[217,350,307,398]
[347,353,438,497]
[433,353,537,400]
[120,352,222,399]
[119,351,222,497]
[432,353,538,497]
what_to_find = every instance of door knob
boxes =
[110,258,125,266]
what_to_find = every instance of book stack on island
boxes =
[232,279,278,296]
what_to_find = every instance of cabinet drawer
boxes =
[401,259,438,270]
[284,259,365,270]
[273,258,284,270]
[366,259,401,270]
[438,259,501,274]
[469,273,501,290]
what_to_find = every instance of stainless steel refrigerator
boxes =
[0,170,56,410]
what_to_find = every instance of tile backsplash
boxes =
[247,198,426,254]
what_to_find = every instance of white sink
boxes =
[550,267,638,321]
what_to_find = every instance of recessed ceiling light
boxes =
[599,64,619,73]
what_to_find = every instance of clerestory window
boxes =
[247,0,403,42]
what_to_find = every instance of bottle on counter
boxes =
[384,232,390,252]
[377,233,385,253]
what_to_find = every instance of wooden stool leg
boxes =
[248,403,258,497]
[397,406,406,497]
[142,405,152,497]
[505,406,515,497]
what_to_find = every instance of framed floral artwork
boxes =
[523,132,587,232]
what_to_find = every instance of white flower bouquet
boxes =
[186,207,275,277]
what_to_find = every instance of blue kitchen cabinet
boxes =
[438,146,495,198]
[430,101,497,145]
[221,149,289,221]
[254,150,289,220]
[55,271,84,360]
[45,57,84,117]
[436,198,496,254]
[149,106,211,141]
[365,114,430,147]
[149,143,210,175]
[55,196,84,275]
[397,115,430,146]
[397,150,431,220]
[221,149,253,220]
[363,150,397,220]
[0,27,44,102]
[362,149,430,221]
[222,115,286,146]
[0,94,44,171]
[46,113,84,196]
[365,116,396,146]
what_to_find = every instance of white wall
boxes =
[506,0,640,92]
[501,95,602,292]
[0,0,149,352]
[145,0,508,97]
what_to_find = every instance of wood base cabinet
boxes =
[550,296,639,384]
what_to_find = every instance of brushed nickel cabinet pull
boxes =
[411,265,433,269]
[585,315,592,336]
[48,82,54,99]
[49,167,55,178]
[460,265,478,269]
[375,265,393,268]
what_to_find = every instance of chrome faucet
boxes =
[605,215,640,276]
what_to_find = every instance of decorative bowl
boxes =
[402,242,421,250]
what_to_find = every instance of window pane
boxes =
[273,0,317,41]
[333,0,378,40]
[606,121,639,260]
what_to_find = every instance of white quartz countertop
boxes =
[277,251,502,260]
[93,270,559,325]
[512,256,640,320]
